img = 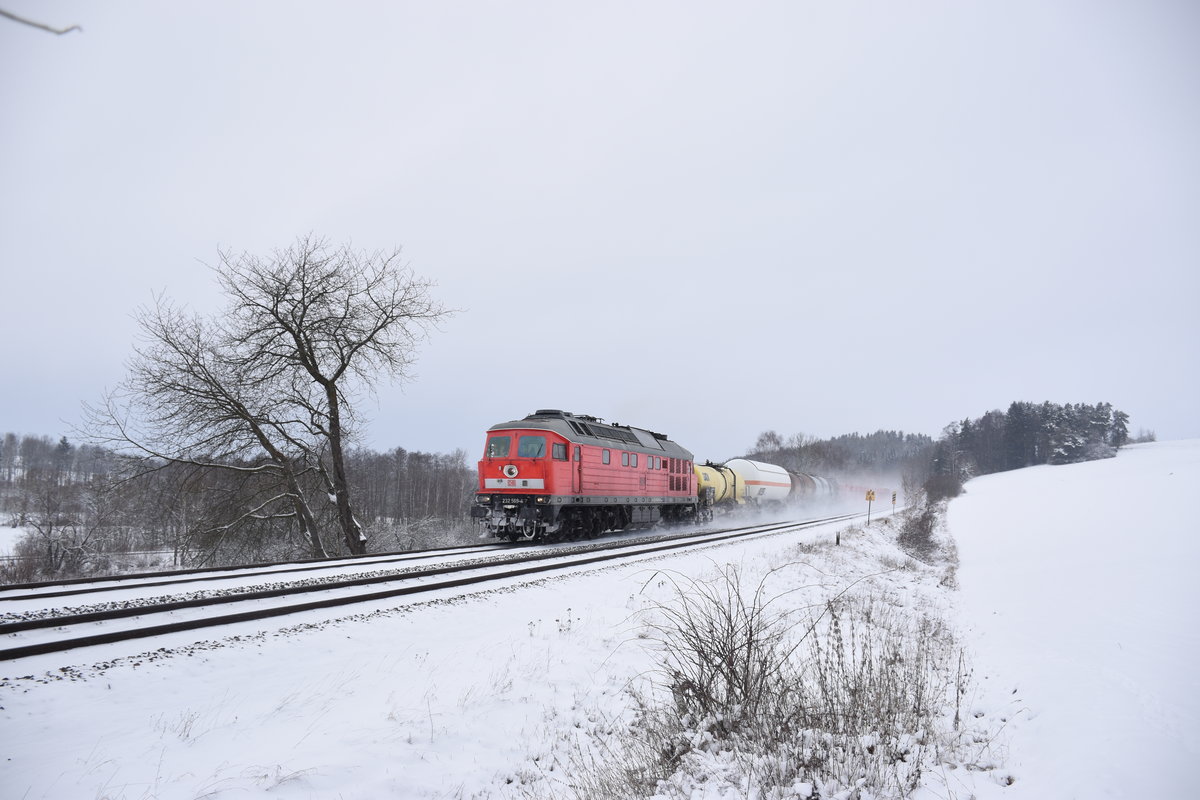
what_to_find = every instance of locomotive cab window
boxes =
[552,443,568,460]
[487,436,511,458]
[518,435,546,458]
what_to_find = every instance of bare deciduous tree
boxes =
[216,236,450,554]
[87,235,450,557]
[87,299,331,557]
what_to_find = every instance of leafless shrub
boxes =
[558,694,683,799]
[372,517,475,551]
[568,565,962,799]
[897,488,944,562]
[644,567,807,741]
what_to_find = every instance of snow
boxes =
[949,440,1200,798]
[0,441,1196,799]
[0,525,27,557]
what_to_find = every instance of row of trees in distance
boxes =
[0,432,475,580]
[746,400,1143,504]
[923,401,1137,499]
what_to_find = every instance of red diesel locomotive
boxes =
[471,409,697,541]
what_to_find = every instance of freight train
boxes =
[471,410,836,542]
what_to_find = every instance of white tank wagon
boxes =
[693,458,838,518]
[724,458,792,504]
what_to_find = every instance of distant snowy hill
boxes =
[949,440,1200,798]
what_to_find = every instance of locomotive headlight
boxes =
[535,496,549,504]
[476,494,492,504]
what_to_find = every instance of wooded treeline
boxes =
[0,432,476,582]
[747,400,1142,502]
[744,429,935,478]
[923,401,1136,499]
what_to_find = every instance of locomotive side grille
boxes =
[584,423,640,446]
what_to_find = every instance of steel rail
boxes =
[1,520,824,634]
[0,513,860,662]
[0,542,511,602]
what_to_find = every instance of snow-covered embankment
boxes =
[949,440,1200,798]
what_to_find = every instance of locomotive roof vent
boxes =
[529,409,569,418]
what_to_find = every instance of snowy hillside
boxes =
[949,439,1200,798]
[0,441,1195,799]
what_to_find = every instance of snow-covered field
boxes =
[0,441,1195,799]
[0,525,27,557]
[949,439,1200,798]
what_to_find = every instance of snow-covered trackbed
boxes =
[0,541,512,603]
[1,514,859,663]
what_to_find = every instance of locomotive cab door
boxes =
[572,446,581,493]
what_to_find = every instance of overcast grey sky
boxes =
[2,1,1197,462]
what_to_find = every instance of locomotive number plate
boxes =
[484,478,545,489]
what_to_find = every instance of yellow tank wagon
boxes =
[694,461,741,506]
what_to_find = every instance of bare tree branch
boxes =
[0,8,81,35]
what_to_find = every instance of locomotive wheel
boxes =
[563,512,584,541]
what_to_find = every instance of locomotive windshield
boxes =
[517,435,546,458]
[486,436,511,457]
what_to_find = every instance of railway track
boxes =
[0,541,511,603]
[1,513,861,663]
